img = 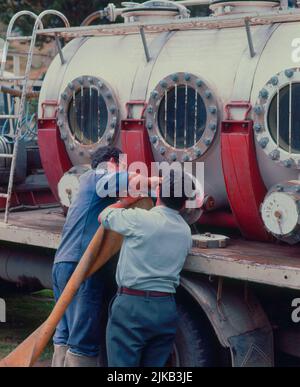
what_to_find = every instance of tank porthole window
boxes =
[57,76,119,159]
[145,73,219,162]
[253,68,300,169]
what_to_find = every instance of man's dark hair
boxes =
[159,169,189,211]
[91,146,122,169]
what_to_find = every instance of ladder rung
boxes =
[7,36,32,41]
[0,193,8,199]
[0,153,13,158]
[0,76,26,82]
[0,115,18,119]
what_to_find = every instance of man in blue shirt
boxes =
[100,170,193,367]
[52,146,128,368]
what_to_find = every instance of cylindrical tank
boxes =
[38,0,300,242]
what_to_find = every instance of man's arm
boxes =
[97,171,161,200]
[96,171,129,199]
[99,198,141,236]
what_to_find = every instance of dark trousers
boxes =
[106,293,178,367]
[52,262,105,357]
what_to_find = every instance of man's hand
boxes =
[98,197,141,223]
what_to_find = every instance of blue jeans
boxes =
[106,293,178,367]
[52,262,105,357]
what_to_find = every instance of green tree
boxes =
[0,1,208,36]
[0,0,141,34]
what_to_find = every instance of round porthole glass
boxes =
[267,83,300,154]
[57,76,119,163]
[254,68,300,169]
[146,73,218,162]
[68,87,108,145]
[157,85,207,149]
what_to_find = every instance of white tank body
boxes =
[38,2,300,213]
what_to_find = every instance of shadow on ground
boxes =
[0,281,54,367]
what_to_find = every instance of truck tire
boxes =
[171,304,217,367]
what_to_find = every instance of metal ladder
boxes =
[0,10,69,223]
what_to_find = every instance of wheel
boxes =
[170,303,219,367]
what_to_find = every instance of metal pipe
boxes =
[289,81,292,154]
[177,0,211,5]
[139,26,151,62]
[174,84,178,147]
[198,211,238,229]
[55,34,66,65]
[0,85,39,99]
[0,246,54,289]
[277,86,280,148]
[81,10,106,26]
[244,17,256,58]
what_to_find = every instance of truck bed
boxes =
[0,208,300,290]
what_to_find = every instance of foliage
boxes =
[0,0,208,36]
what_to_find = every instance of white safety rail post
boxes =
[0,10,70,223]
[0,298,6,323]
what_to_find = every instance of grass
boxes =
[0,284,55,363]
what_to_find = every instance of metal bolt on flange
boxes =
[196,79,203,88]
[284,159,294,168]
[270,76,279,86]
[209,123,217,131]
[160,80,168,89]
[194,148,202,158]
[147,121,153,130]
[160,146,166,155]
[254,123,262,133]
[171,74,179,82]
[184,73,191,82]
[151,91,159,100]
[150,136,158,144]
[204,138,212,146]
[208,106,217,114]
[259,88,269,99]
[285,69,294,78]
[269,149,280,160]
[170,152,177,161]
[205,90,212,99]
[259,137,269,149]
[276,184,284,192]
[254,105,263,115]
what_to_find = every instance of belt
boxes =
[118,287,173,297]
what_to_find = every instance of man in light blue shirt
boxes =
[52,146,128,368]
[101,170,193,367]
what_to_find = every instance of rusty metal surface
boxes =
[186,239,300,290]
[0,208,300,289]
[190,239,300,268]
[0,208,64,249]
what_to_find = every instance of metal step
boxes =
[6,36,32,41]
[0,193,8,199]
[0,115,18,119]
[0,154,13,158]
[0,76,26,82]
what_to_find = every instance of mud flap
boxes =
[229,327,274,367]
